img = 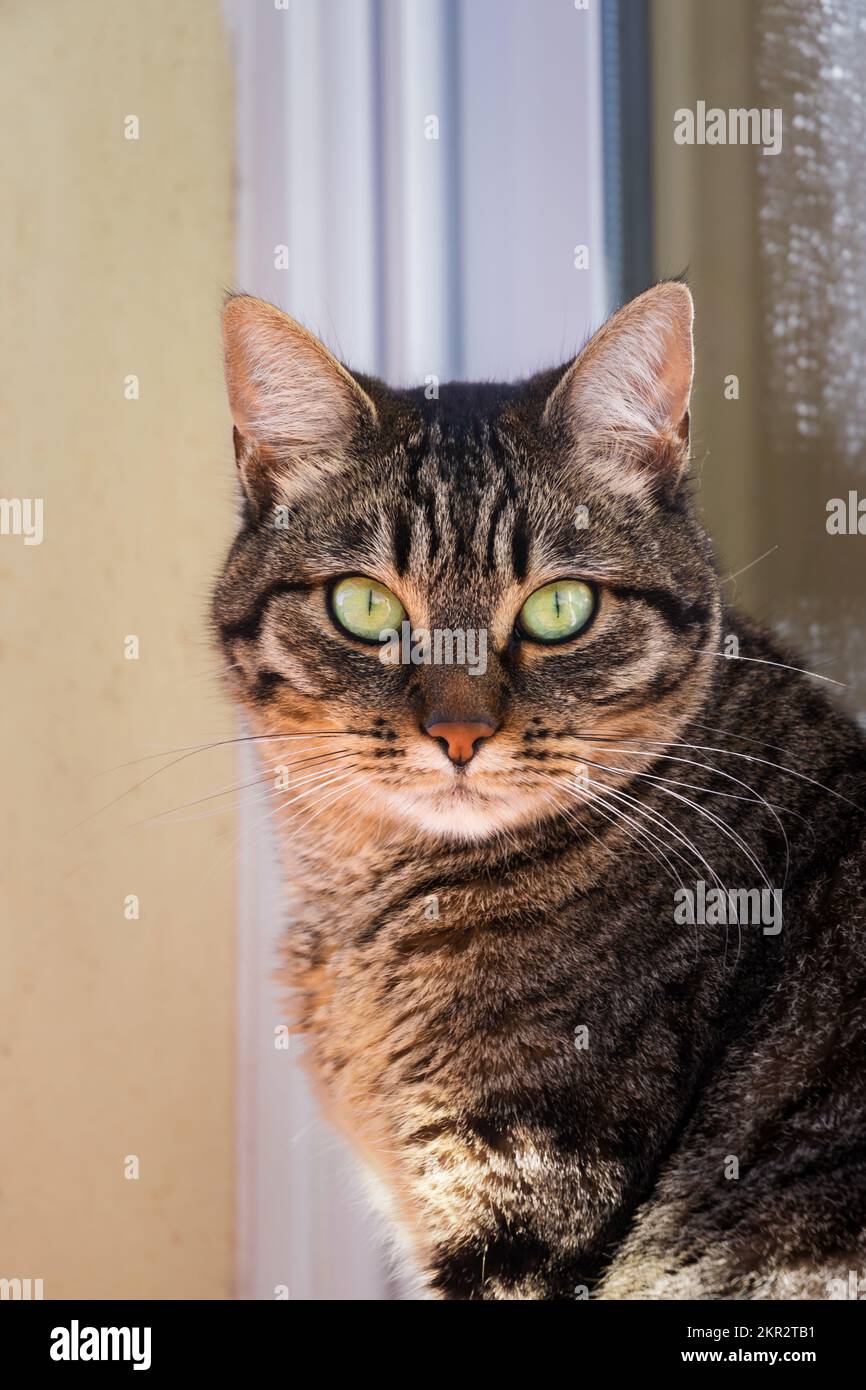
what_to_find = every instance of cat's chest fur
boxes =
[275,800,762,1283]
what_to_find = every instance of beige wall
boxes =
[0,0,237,1297]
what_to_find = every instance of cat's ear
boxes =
[222,295,377,515]
[542,281,694,498]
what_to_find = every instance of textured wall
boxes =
[652,0,865,704]
[755,0,866,698]
[0,0,237,1297]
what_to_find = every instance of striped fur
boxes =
[213,286,866,1299]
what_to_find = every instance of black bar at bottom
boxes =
[2,1297,860,1375]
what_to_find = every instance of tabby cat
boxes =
[213,283,866,1299]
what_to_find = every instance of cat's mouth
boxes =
[437,777,491,802]
[378,762,548,841]
[414,767,494,806]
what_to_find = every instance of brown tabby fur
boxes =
[213,285,866,1299]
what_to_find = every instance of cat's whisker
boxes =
[639,778,771,893]
[587,709,837,841]
[578,745,795,890]
[546,776,703,961]
[255,778,364,861]
[140,781,293,828]
[720,543,779,585]
[574,774,742,965]
[622,749,798,817]
[533,783,608,863]
[140,750,355,827]
[267,766,363,826]
[276,775,367,843]
[689,647,847,688]
[581,751,794,814]
[664,714,835,773]
[539,767,702,892]
[542,768,707,962]
[576,749,778,889]
[534,783,591,843]
[304,779,369,836]
[95,729,361,777]
[569,771,732,903]
[536,772,687,899]
[568,733,863,813]
[77,742,300,829]
[195,778,366,895]
[81,733,358,831]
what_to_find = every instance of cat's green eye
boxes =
[330,575,406,643]
[518,580,596,643]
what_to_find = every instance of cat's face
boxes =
[213,285,721,843]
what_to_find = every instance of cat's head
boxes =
[213,283,721,843]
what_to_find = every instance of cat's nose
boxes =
[423,719,496,766]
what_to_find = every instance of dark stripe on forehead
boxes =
[450,498,469,560]
[218,579,311,642]
[423,488,440,563]
[511,508,530,581]
[485,492,508,572]
[405,434,425,503]
[392,505,413,576]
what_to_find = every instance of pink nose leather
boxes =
[424,721,495,765]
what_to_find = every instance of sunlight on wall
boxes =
[0,0,237,1297]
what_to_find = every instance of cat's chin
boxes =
[379,782,543,843]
